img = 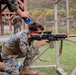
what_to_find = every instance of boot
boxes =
[20,66,38,75]
[0,62,5,72]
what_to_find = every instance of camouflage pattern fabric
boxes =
[1,30,39,74]
[12,16,22,34]
[0,72,9,75]
[1,0,19,12]
[12,16,22,26]
[1,53,19,75]
[23,45,39,66]
[0,46,3,62]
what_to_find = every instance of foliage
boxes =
[69,8,76,16]
[27,0,54,10]
[29,8,76,33]
[58,9,66,17]
[3,0,76,34]
[27,0,76,10]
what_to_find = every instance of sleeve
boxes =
[23,45,39,66]
[19,32,39,57]
[6,0,19,12]
[19,33,29,56]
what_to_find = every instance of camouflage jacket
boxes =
[4,30,38,56]
[1,0,19,12]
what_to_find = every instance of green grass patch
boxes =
[18,37,76,75]
[4,30,13,35]
[1,36,76,75]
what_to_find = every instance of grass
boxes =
[18,37,76,75]
[3,30,14,35]
[1,35,76,75]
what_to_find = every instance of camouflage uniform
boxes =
[1,30,39,75]
[13,16,22,34]
[1,0,19,12]
[0,72,9,75]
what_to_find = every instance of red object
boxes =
[0,0,28,35]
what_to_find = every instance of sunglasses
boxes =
[34,32,42,34]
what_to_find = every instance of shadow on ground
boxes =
[31,68,60,75]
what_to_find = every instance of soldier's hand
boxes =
[36,40,47,48]
[21,11,30,19]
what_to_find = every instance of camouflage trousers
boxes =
[1,53,19,75]
[0,72,9,75]
[1,46,39,75]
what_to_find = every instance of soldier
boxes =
[1,21,47,75]
[12,16,22,34]
[1,0,30,19]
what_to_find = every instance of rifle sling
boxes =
[59,40,63,56]
[39,58,50,62]
[37,40,63,62]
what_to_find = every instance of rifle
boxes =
[29,31,67,56]
[29,31,67,42]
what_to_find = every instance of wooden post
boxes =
[54,3,59,67]
[8,14,12,31]
[54,0,61,4]
[0,4,3,35]
[66,0,69,34]
[23,0,28,29]
[9,19,12,31]
[54,1,68,75]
